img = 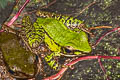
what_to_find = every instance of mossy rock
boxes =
[0,32,38,79]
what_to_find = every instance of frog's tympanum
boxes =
[0,32,38,79]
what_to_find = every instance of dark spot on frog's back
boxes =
[0,32,39,79]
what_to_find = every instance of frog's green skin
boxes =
[0,32,38,79]
[22,16,45,48]
[22,16,91,70]
[36,18,91,53]
[36,10,84,31]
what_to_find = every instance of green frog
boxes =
[21,15,91,70]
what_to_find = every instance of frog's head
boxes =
[64,31,91,54]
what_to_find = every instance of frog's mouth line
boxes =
[61,47,90,57]
[60,52,89,57]
[64,47,89,53]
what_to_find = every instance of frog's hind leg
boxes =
[45,52,61,70]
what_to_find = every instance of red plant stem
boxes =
[0,29,4,32]
[98,59,106,75]
[7,0,30,26]
[66,56,97,66]
[98,59,110,80]
[43,55,120,80]
[94,27,120,47]
[43,67,68,80]
[0,0,30,32]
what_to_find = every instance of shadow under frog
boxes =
[0,32,39,79]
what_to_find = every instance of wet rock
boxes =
[0,32,38,79]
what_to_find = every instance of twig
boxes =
[93,27,120,47]
[98,59,110,80]
[7,0,30,26]
[74,1,96,17]
[89,26,112,31]
[43,67,68,80]
[41,0,56,9]
[0,0,30,32]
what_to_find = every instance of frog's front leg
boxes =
[44,34,62,70]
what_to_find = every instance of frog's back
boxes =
[36,18,68,43]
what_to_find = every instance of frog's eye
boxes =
[64,48,72,53]
[66,46,74,51]
[8,69,15,75]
